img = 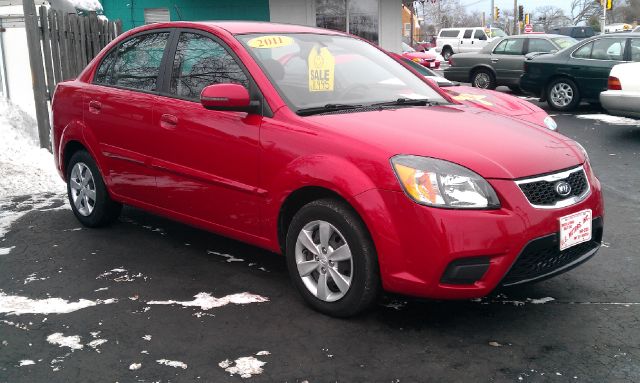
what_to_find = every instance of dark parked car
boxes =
[520,33,639,111]
[550,26,596,40]
[443,34,577,91]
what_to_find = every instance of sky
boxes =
[462,0,573,17]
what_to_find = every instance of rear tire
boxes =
[285,198,380,317]
[442,47,453,61]
[471,68,497,90]
[547,78,580,111]
[66,150,122,227]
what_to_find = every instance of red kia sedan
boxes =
[52,22,604,317]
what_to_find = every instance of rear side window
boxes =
[463,29,473,39]
[528,39,556,53]
[439,29,460,38]
[493,39,524,55]
[630,39,640,62]
[591,38,626,61]
[95,32,170,91]
[169,32,248,101]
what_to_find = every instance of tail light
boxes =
[608,76,622,90]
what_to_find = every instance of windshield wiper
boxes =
[297,103,365,116]
[370,98,435,108]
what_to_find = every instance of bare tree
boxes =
[570,0,602,25]
[534,6,571,32]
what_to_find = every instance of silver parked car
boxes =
[443,34,577,91]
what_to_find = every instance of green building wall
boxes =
[100,0,271,31]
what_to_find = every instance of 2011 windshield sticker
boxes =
[247,35,294,49]
[308,47,335,92]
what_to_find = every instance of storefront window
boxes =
[315,0,379,44]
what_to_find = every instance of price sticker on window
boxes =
[308,47,335,92]
[247,35,294,49]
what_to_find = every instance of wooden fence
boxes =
[22,0,122,149]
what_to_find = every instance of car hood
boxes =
[306,105,583,179]
[403,51,437,60]
[443,86,540,116]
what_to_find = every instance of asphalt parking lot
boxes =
[1,98,639,382]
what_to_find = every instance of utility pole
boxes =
[490,0,494,25]
[602,1,607,35]
[513,0,518,35]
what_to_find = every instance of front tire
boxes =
[66,150,122,227]
[547,78,580,111]
[285,198,380,317]
[471,68,496,90]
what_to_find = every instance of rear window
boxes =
[439,30,460,38]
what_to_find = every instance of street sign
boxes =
[524,24,533,33]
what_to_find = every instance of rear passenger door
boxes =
[459,29,474,53]
[526,38,557,54]
[84,31,171,205]
[569,37,628,99]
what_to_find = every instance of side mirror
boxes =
[200,83,256,113]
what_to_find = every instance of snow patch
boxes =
[207,249,244,263]
[142,335,152,341]
[23,273,49,285]
[97,267,148,282]
[18,359,35,366]
[529,297,555,304]
[219,355,266,378]
[156,359,187,369]
[87,338,107,352]
[256,351,270,356]
[129,362,142,370]
[0,291,116,315]
[0,246,15,255]
[47,333,83,350]
[147,292,269,310]
[576,114,640,126]
[0,98,65,199]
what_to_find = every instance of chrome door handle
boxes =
[491,58,499,63]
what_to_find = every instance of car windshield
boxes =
[552,37,578,49]
[400,57,437,77]
[238,33,447,113]
[490,28,507,37]
[402,42,415,52]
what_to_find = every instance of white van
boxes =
[436,27,507,60]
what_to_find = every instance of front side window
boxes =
[573,42,593,59]
[169,33,248,101]
[463,29,473,39]
[473,30,486,40]
[100,32,170,92]
[528,39,556,54]
[239,33,447,112]
[494,39,524,55]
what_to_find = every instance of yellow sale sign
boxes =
[308,47,335,92]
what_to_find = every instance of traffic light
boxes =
[525,13,530,25]
[599,0,613,10]
[494,6,500,21]
[518,5,524,22]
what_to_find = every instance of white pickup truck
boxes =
[436,27,507,60]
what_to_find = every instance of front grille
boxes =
[517,167,588,207]
[501,218,603,286]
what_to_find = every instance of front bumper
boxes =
[600,91,640,119]
[354,162,604,300]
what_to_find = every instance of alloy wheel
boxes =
[473,72,491,89]
[69,162,96,216]
[550,82,574,108]
[295,220,353,302]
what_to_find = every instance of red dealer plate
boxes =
[559,209,592,251]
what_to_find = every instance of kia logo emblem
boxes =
[555,181,572,197]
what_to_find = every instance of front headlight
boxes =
[391,155,501,209]
[574,141,590,163]
[543,116,558,131]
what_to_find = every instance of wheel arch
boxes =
[62,140,88,180]
[470,65,497,83]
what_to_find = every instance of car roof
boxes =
[502,34,570,39]
[164,21,347,35]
